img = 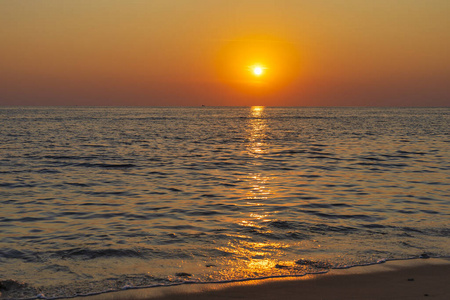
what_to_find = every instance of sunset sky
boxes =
[1,0,449,106]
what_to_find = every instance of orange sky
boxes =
[1,0,449,106]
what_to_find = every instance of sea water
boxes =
[0,107,449,299]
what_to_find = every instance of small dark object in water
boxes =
[275,264,290,269]
[424,294,429,297]
[420,253,430,259]
[407,278,414,281]
[205,264,216,268]
[295,258,331,268]
[175,272,192,277]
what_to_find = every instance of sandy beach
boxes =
[78,258,450,300]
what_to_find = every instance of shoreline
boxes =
[75,257,450,300]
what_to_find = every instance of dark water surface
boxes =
[0,107,449,299]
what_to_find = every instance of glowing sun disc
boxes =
[253,66,263,76]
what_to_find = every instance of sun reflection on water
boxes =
[245,106,271,211]
[213,239,309,280]
[247,106,268,158]
[211,106,298,279]
[206,106,321,280]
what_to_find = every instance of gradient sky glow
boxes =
[1,0,449,106]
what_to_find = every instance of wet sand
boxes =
[80,258,450,300]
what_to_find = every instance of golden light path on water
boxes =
[213,106,315,280]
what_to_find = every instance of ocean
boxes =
[0,106,449,299]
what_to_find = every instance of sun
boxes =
[253,66,263,76]
[250,65,265,77]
